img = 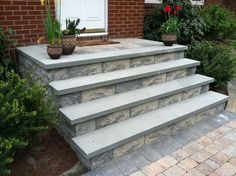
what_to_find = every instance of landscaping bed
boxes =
[10,129,87,176]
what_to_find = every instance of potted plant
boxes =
[61,18,85,55]
[161,4,182,46]
[44,11,62,59]
[41,0,62,59]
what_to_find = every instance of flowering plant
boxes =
[161,3,182,35]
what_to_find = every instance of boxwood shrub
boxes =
[187,41,236,89]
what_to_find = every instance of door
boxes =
[60,0,107,32]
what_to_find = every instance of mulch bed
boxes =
[10,128,87,176]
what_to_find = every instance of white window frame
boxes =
[191,0,205,5]
[144,0,163,4]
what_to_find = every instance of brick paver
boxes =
[130,119,236,176]
[83,113,236,176]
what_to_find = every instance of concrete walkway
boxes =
[83,111,236,176]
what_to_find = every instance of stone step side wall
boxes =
[18,51,184,84]
[56,67,196,107]
[59,84,209,138]
[72,102,226,169]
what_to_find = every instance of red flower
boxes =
[173,10,177,15]
[163,4,172,13]
[176,5,182,12]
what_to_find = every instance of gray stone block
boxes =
[113,137,144,158]
[201,85,210,93]
[131,100,159,117]
[88,150,113,169]
[130,56,155,68]
[159,93,182,108]
[96,109,130,129]
[103,59,130,72]
[175,51,185,59]
[47,68,69,81]
[69,63,102,78]
[166,69,187,81]
[196,107,218,121]
[182,87,201,100]
[81,85,115,102]
[58,92,81,107]
[74,120,96,135]
[142,74,166,87]
[154,52,176,63]
[116,79,143,94]
[186,67,197,76]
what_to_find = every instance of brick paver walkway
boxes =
[83,112,236,176]
[131,120,236,176]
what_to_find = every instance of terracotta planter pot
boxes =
[162,34,177,46]
[61,35,77,55]
[47,45,62,59]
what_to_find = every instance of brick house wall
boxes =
[0,0,145,45]
[0,0,55,46]
[0,0,233,46]
[108,0,144,39]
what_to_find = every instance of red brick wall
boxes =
[108,0,145,38]
[0,0,55,46]
[0,0,145,45]
[0,0,232,46]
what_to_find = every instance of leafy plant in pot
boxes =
[61,19,86,55]
[41,0,62,59]
[161,4,182,46]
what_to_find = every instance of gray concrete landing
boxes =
[16,39,187,69]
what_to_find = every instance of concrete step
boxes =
[60,74,214,126]
[17,39,187,70]
[71,91,228,169]
[50,59,200,96]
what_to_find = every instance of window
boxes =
[144,0,163,4]
[190,0,205,5]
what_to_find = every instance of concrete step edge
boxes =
[60,74,214,125]
[72,91,228,159]
[50,59,200,95]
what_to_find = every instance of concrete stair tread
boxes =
[50,59,200,95]
[72,91,228,159]
[16,41,187,70]
[60,74,214,125]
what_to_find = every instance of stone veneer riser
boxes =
[18,51,184,84]
[59,84,210,138]
[70,102,226,169]
[56,67,197,107]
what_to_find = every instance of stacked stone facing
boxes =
[17,40,228,170]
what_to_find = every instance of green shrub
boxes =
[0,138,27,175]
[144,0,206,45]
[144,5,166,41]
[201,4,236,42]
[177,0,206,45]
[0,28,17,81]
[0,68,57,175]
[187,41,236,88]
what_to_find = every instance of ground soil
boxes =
[10,128,87,176]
